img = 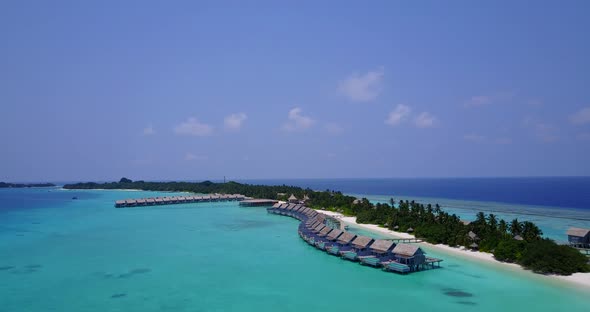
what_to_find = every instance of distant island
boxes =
[64,178,589,276]
[0,182,55,188]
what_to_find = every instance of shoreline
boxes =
[317,210,590,291]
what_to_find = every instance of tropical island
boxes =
[0,182,56,188]
[64,178,589,276]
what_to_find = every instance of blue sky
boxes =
[1,1,589,182]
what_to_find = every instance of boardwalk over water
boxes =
[114,194,246,208]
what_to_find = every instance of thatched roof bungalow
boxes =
[351,236,374,250]
[312,224,326,233]
[567,227,590,246]
[318,227,333,237]
[326,229,343,241]
[288,194,298,203]
[337,232,357,245]
[369,239,395,254]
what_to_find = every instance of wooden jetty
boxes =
[238,199,279,207]
[266,203,443,275]
[114,194,246,208]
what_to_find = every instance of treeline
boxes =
[63,178,307,200]
[325,198,589,275]
[0,182,55,188]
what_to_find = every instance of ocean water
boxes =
[242,177,590,209]
[1,188,589,311]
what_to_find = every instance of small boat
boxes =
[72,196,78,200]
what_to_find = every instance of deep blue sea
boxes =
[240,177,590,210]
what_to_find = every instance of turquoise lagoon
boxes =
[1,188,589,312]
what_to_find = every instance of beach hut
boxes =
[342,236,374,261]
[359,239,396,267]
[407,227,414,233]
[391,244,426,271]
[288,194,298,203]
[393,225,399,231]
[327,231,356,255]
[467,231,479,241]
[469,243,479,250]
[566,227,590,248]
[513,235,524,241]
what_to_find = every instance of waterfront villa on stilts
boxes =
[267,202,443,275]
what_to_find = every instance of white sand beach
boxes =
[317,210,590,290]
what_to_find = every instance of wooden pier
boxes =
[114,194,246,208]
[385,238,424,243]
[238,199,278,207]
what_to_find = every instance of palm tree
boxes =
[498,219,508,235]
[487,214,498,231]
[521,221,543,241]
[510,218,522,236]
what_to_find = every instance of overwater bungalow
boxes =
[359,239,396,267]
[146,198,156,205]
[115,200,125,207]
[155,198,164,204]
[125,199,137,207]
[388,244,426,273]
[331,231,357,255]
[567,227,590,248]
[342,236,374,261]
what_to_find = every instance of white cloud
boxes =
[570,107,590,125]
[282,107,315,132]
[325,123,344,135]
[174,117,213,137]
[495,138,513,144]
[385,104,411,126]
[463,133,485,143]
[184,153,208,161]
[337,67,384,102]
[464,96,492,108]
[224,113,248,130]
[464,92,515,108]
[143,125,155,135]
[414,112,437,128]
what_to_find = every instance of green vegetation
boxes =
[64,178,589,275]
[63,178,307,200]
[320,197,589,275]
[0,182,55,188]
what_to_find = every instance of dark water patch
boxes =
[10,268,38,274]
[31,222,41,225]
[16,234,24,236]
[117,268,152,279]
[0,266,15,271]
[25,264,42,269]
[130,268,151,274]
[443,288,473,298]
[111,293,126,298]
[457,301,477,305]
[447,264,460,268]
